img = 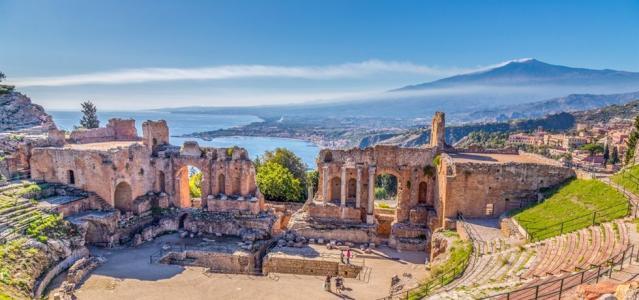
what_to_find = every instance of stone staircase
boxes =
[428,219,631,299]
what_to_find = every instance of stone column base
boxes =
[366,214,375,224]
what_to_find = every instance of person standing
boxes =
[324,275,332,292]
[346,248,351,265]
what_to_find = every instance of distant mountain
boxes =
[166,59,639,124]
[394,58,639,91]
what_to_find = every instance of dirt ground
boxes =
[71,234,428,300]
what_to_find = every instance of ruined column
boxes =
[356,165,362,208]
[340,166,347,207]
[322,165,329,203]
[367,166,376,224]
[430,112,446,149]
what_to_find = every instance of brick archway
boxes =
[114,181,132,212]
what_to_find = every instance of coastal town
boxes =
[507,118,634,172]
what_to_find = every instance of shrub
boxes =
[433,154,441,167]
[189,171,202,198]
[256,161,302,202]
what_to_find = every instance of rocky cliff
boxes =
[0,91,55,132]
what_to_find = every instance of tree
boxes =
[625,116,639,165]
[80,101,100,129]
[0,72,5,82]
[255,148,308,198]
[375,174,397,199]
[256,161,302,202]
[306,170,319,195]
[189,171,202,198]
[579,143,604,164]
[611,146,620,165]
[603,143,610,166]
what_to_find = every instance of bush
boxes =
[256,161,302,202]
[256,148,309,198]
[189,171,202,198]
[433,154,441,167]
[374,187,388,200]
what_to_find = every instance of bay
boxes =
[48,111,320,167]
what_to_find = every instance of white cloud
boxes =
[9,60,479,87]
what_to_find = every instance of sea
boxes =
[48,111,320,167]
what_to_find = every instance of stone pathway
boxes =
[70,234,428,300]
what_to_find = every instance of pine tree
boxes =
[0,72,5,82]
[80,101,100,129]
[603,143,610,166]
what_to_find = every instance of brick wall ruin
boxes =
[69,118,139,144]
[436,152,575,228]
[30,119,264,215]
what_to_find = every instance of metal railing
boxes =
[383,213,475,300]
[479,244,637,299]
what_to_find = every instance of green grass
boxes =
[407,231,472,299]
[514,179,628,240]
[611,165,639,196]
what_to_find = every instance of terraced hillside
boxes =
[0,181,83,299]
[514,179,629,241]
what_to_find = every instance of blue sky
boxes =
[1,0,638,110]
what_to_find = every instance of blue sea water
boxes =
[48,111,320,167]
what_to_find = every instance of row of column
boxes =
[321,165,377,211]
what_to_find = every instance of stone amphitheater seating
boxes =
[428,219,631,299]
[0,191,40,242]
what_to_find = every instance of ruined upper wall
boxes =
[69,118,139,144]
[142,120,169,150]
[437,152,575,226]
[317,144,436,168]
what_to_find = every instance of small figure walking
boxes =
[346,248,351,265]
[335,276,344,294]
[340,250,345,263]
[324,275,332,292]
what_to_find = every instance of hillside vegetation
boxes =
[514,179,628,240]
[611,164,639,196]
[572,99,639,123]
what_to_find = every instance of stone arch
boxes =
[175,165,201,208]
[218,173,226,195]
[418,181,428,204]
[114,181,132,212]
[347,178,357,199]
[330,177,341,201]
[374,172,398,201]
